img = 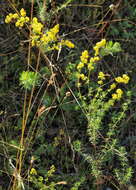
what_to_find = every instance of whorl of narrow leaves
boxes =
[20,71,40,90]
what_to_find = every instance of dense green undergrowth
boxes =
[0,1,136,190]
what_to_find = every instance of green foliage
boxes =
[100,41,122,56]
[114,147,133,185]
[29,166,58,190]
[70,176,85,190]
[73,140,82,152]
[19,71,41,90]
[109,0,136,40]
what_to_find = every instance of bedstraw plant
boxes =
[4,7,75,190]
[66,39,132,189]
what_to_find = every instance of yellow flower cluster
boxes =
[77,51,100,71]
[79,73,87,81]
[61,40,75,48]
[77,50,89,71]
[79,40,103,66]
[98,72,106,80]
[31,17,43,34]
[30,168,37,175]
[109,74,130,100]
[93,39,106,56]
[88,63,94,71]
[20,8,26,17]
[5,13,19,23]
[49,39,75,51]
[115,74,130,84]
[88,56,100,71]
[112,88,123,100]
[5,8,29,28]
[15,16,29,27]
[77,62,84,70]
[41,24,59,43]
[31,35,41,47]
[80,50,89,64]
[97,80,103,85]
[31,24,59,47]
[90,56,100,62]
[76,48,101,86]
[32,23,75,49]
[110,83,116,90]
[31,17,44,46]
[76,73,87,81]
[97,72,106,85]
[38,24,60,48]
[5,10,74,50]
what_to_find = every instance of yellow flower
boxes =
[90,56,100,62]
[48,31,57,41]
[98,72,105,80]
[32,39,36,47]
[77,62,84,70]
[15,21,20,27]
[52,45,60,50]
[88,63,94,71]
[41,34,48,43]
[112,93,118,100]
[53,38,74,50]
[25,16,30,22]
[93,39,106,56]
[20,8,26,17]
[50,24,59,35]
[20,16,25,22]
[32,17,38,23]
[13,13,19,19]
[116,88,123,95]
[93,56,100,62]
[5,15,12,23]
[40,24,59,46]
[80,73,87,80]
[30,168,37,175]
[96,39,106,47]
[31,35,40,46]
[112,88,123,100]
[32,22,43,34]
[115,76,124,83]
[98,80,103,85]
[31,17,43,34]
[80,50,89,64]
[63,40,75,48]
[9,13,13,17]
[110,83,116,90]
[93,46,99,56]
[122,74,130,84]
[5,9,29,28]
[19,22,24,27]
[116,88,123,99]
[115,74,130,84]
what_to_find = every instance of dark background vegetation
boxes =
[0,0,136,189]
